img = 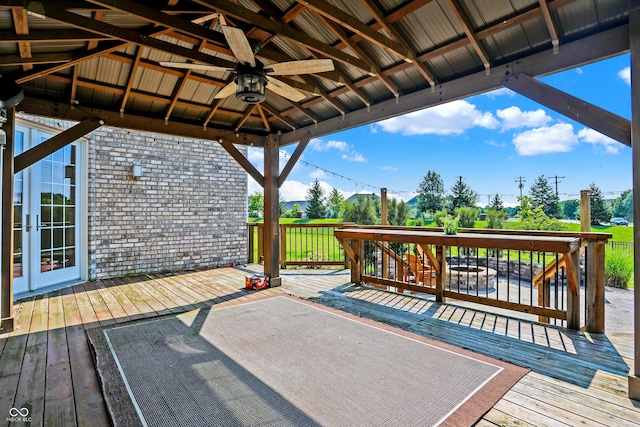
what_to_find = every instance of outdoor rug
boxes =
[87,295,529,427]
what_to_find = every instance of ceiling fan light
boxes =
[235,72,267,104]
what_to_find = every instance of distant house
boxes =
[346,190,380,204]
[282,200,307,216]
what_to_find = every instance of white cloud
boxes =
[512,123,579,155]
[619,66,631,86]
[577,128,622,154]
[377,100,499,135]
[342,152,367,162]
[483,88,516,99]
[309,137,366,163]
[309,169,327,179]
[377,165,399,171]
[497,106,552,130]
[575,67,583,75]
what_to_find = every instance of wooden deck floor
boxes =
[1,265,638,426]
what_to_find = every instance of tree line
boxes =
[247,172,633,228]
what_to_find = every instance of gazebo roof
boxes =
[0,1,633,146]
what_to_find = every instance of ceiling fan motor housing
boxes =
[235,63,268,104]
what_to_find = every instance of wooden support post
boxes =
[1,108,15,333]
[580,190,591,232]
[566,250,581,330]
[435,245,447,302]
[585,240,606,333]
[629,6,640,400]
[350,240,362,284]
[538,278,550,323]
[263,136,281,287]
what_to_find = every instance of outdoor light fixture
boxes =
[0,77,24,109]
[132,162,143,178]
[235,67,267,104]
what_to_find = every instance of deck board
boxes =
[0,266,638,427]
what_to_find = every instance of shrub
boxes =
[433,209,448,226]
[605,250,634,289]
[455,206,478,228]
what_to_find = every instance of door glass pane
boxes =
[40,143,77,273]
[13,130,24,278]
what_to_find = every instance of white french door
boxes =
[13,125,84,295]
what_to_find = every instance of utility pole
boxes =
[515,176,526,198]
[550,175,565,197]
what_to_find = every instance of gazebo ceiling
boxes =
[0,0,633,146]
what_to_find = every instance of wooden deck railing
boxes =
[334,226,611,332]
[247,222,355,268]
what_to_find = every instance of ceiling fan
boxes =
[160,20,334,104]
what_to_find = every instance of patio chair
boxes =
[404,253,435,285]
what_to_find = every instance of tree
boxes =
[561,199,580,220]
[326,188,345,219]
[589,182,611,225]
[449,177,478,211]
[342,196,378,225]
[516,196,565,231]
[248,192,263,218]
[611,189,632,219]
[416,170,445,217]
[387,199,410,226]
[529,175,561,218]
[490,193,504,211]
[304,179,327,219]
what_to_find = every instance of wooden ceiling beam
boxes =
[256,105,271,133]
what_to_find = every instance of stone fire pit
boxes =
[447,265,497,291]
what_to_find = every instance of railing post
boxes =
[350,240,362,284]
[586,239,606,333]
[436,245,447,302]
[566,250,581,330]
[280,226,287,268]
[248,224,255,263]
[257,223,264,263]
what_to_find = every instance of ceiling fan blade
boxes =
[221,25,256,67]
[266,77,306,102]
[214,81,237,99]
[159,62,231,73]
[266,59,334,76]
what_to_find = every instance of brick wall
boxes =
[88,127,248,279]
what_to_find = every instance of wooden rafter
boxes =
[256,104,271,132]
[11,8,33,71]
[446,0,491,73]
[86,9,108,50]
[261,104,297,131]
[235,105,258,133]
[538,0,560,53]
[120,46,143,116]
[358,0,436,86]
[315,13,396,100]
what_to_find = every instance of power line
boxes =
[279,150,412,195]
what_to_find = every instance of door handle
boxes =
[25,214,32,232]
[36,214,40,232]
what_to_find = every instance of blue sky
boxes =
[248,53,631,207]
